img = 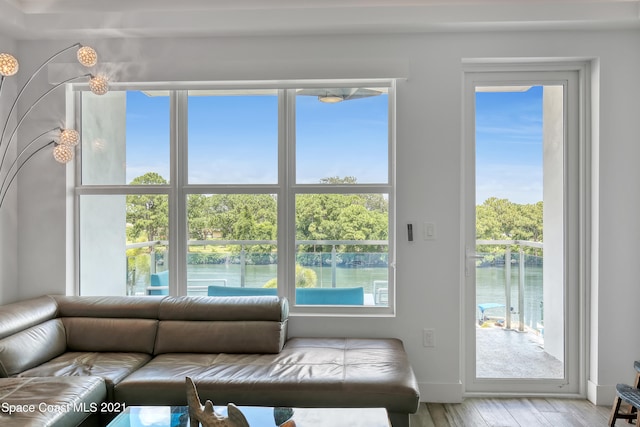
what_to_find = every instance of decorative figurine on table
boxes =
[185,377,250,427]
[274,408,295,427]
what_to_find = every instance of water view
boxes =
[128,249,389,301]
[476,263,543,334]
[182,263,387,293]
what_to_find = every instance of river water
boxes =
[476,265,544,332]
[136,256,543,329]
[186,263,388,294]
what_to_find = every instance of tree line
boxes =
[125,173,543,257]
[476,197,543,260]
[126,174,388,254]
[476,197,543,242]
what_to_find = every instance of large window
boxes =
[76,81,395,314]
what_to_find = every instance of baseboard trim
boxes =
[418,381,464,403]
[419,380,609,405]
[588,380,615,406]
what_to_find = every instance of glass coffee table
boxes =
[108,405,390,427]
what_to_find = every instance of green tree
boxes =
[189,194,277,261]
[200,194,277,241]
[127,172,390,264]
[513,201,543,242]
[320,176,358,185]
[187,194,213,240]
[126,172,169,242]
[476,197,543,242]
[476,197,543,257]
[296,177,389,254]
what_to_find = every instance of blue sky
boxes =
[125,91,388,185]
[475,86,543,205]
[124,92,170,182]
[124,88,543,204]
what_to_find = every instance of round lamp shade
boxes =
[89,75,109,95]
[60,129,80,146]
[0,53,19,77]
[77,46,98,67]
[53,144,74,164]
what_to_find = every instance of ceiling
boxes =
[0,0,638,40]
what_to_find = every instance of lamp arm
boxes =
[0,43,81,146]
[0,140,54,210]
[1,73,91,153]
[0,75,5,100]
[0,126,58,182]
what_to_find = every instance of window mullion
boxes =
[279,89,295,304]
[387,80,397,312]
[170,90,188,296]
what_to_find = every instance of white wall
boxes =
[11,29,640,405]
[0,34,18,305]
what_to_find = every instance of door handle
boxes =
[466,247,483,260]
[465,247,483,277]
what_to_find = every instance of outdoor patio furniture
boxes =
[477,302,505,323]
[207,285,365,305]
[148,270,169,295]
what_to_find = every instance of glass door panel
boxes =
[464,71,581,394]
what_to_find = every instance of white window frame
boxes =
[73,79,397,316]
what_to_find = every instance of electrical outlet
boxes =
[423,328,435,347]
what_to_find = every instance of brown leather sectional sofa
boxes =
[0,295,420,427]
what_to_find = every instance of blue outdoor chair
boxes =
[149,270,169,295]
[207,285,364,305]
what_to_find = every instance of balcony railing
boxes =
[126,239,389,305]
[475,239,543,333]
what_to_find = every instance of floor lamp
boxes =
[0,43,110,209]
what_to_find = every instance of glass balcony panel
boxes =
[80,194,169,296]
[294,245,389,307]
[295,193,389,306]
[187,194,278,296]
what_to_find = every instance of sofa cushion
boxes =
[18,352,152,401]
[53,295,163,319]
[0,296,57,340]
[154,320,286,355]
[154,296,289,355]
[114,353,278,405]
[0,319,67,377]
[115,338,420,414]
[0,376,106,427]
[62,317,158,354]
[282,338,420,412]
[158,296,288,322]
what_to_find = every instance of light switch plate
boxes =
[424,222,436,240]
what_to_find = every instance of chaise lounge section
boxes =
[0,295,420,427]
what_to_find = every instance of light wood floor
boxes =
[409,398,615,427]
